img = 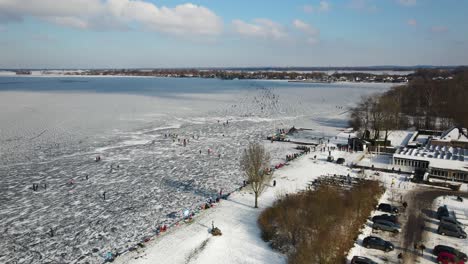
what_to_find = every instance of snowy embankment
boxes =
[116,146,363,264]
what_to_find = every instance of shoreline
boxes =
[0,73,405,84]
[113,138,364,264]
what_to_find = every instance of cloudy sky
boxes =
[0,0,466,68]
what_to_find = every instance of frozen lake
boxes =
[0,77,392,263]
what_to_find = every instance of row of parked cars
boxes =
[350,203,400,263]
[351,202,467,264]
[351,244,467,264]
[372,203,401,233]
[437,205,467,239]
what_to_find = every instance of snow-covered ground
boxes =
[115,146,364,264]
[0,78,392,263]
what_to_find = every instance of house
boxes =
[392,129,468,183]
[348,137,371,151]
[430,127,468,149]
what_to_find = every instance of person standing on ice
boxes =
[103,192,106,201]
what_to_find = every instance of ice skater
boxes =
[273,180,276,187]
[103,191,106,201]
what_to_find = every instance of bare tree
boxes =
[240,142,272,208]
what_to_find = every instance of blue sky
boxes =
[0,0,467,68]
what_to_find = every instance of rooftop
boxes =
[436,127,468,143]
[394,144,468,172]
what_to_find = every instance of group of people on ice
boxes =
[296,145,311,154]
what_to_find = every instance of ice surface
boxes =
[0,77,391,263]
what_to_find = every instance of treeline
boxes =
[349,67,468,138]
[258,181,383,264]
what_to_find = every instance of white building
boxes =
[393,144,468,182]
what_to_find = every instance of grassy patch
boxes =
[258,180,383,264]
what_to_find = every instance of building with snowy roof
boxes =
[430,127,468,149]
[393,128,468,182]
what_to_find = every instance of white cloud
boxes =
[407,19,417,26]
[302,1,330,13]
[293,19,320,45]
[44,16,90,29]
[0,0,223,36]
[232,18,287,40]
[398,0,417,6]
[293,19,319,36]
[431,26,448,33]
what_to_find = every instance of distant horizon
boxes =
[1,65,467,71]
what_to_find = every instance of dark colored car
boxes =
[437,252,465,264]
[372,214,398,224]
[441,216,464,227]
[433,245,468,261]
[336,157,345,164]
[372,219,400,233]
[377,203,399,214]
[437,205,450,220]
[438,223,467,239]
[327,156,334,162]
[350,256,378,264]
[362,236,394,252]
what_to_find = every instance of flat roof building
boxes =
[392,127,468,183]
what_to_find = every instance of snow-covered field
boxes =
[115,145,364,264]
[0,77,392,263]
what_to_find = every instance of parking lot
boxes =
[346,171,468,264]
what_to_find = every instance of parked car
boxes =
[437,252,465,264]
[433,245,468,261]
[350,256,378,264]
[377,203,399,214]
[327,155,334,162]
[437,205,450,219]
[441,216,464,227]
[372,214,398,224]
[438,223,467,239]
[372,219,400,233]
[336,157,345,164]
[362,236,394,252]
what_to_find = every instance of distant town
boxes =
[7,67,459,83]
